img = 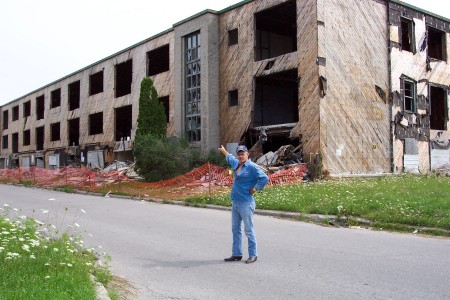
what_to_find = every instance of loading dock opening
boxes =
[254,69,299,127]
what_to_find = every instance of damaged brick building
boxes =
[0,0,449,175]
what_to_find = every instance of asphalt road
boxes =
[1,184,449,300]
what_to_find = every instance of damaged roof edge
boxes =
[391,0,450,23]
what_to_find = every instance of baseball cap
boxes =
[236,145,248,153]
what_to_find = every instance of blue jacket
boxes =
[226,154,269,202]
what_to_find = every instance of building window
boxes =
[403,80,416,112]
[68,80,80,111]
[2,110,8,129]
[89,71,104,96]
[147,44,170,76]
[68,118,80,146]
[158,96,170,123]
[12,133,18,153]
[115,106,132,141]
[430,85,448,130]
[12,106,19,121]
[89,112,103,135]
[23,101,31,117]
[115,59,133,98]
[51,88,61,108]
[23,130,30,146]
[36,126,44,151]
[2,135,8,149]
[185,31,201,142]
[229,90,238,106]
[228,29,238,46]
[255,0,297,61]
[50,122,60,141]
[36,95,45,120]
[400,18,414,53]
[427,27,446,61]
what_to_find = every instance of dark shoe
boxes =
[245,256,257,264]
[224,256,242,262]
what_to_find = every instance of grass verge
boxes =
[184,174,450,234]
[0,204,114,299]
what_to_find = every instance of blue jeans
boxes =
[231,200,257,257]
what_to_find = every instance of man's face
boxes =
[237,151,249,164]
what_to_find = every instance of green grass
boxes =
[0,205,112,299]
[185,174,450,231]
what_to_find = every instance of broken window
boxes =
[68,80,80,111]
[229,90,238,107]
[36,95,45,120]
[115,105,132,141]
[23,101,31,117]
[68,118,79,146]
[51,88,61,108]
[89,71,104,96]
[402,80,416,112]
[12,106,19,121]
[185,31,201,142]
[427,27,446,61]
[147,44,170,76]
[36,126,44,151]
[2,135,8,149]
[12,133,18,153]
[50,122,60,141]
[89,112,103,135]
[255,0,297,61]
[254,69,299,127]
[400,18,414,53]
[2,110,8,129]
[228,28,238,46]
[115,59,133,98]
[158,96,170,123]
[430,85,448,130]
[23,129,30,146]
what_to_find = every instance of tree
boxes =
[135,77,166,137]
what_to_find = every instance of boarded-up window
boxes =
[400,18,414,53]
[428,27,446,61]
[430,85,448,130]
[147,45,170,76]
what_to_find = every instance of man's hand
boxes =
[249,187,256,195]
[218,145,229,156]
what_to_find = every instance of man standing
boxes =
[218,144,269,264]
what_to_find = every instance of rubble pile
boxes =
[434,163,450,177]
[102,161,142,180]
[250,144,306,176]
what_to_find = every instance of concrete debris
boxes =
[101,161,142,180]
[434,163,450,177]
[253,144,305,175]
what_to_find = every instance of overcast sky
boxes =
[1,0,449,106]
